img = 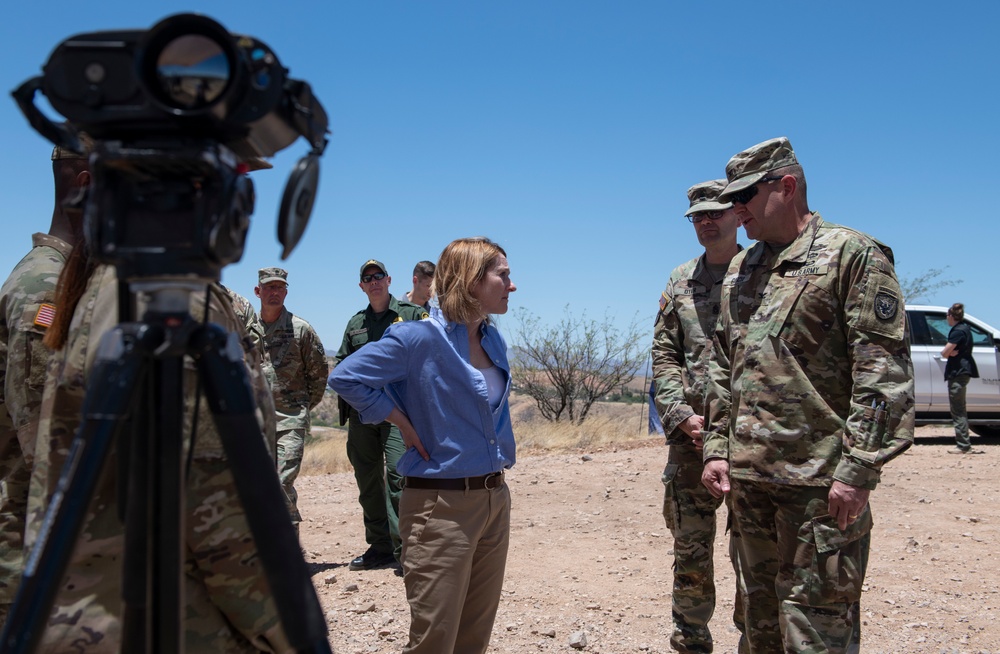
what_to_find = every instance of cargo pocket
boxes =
[791,510,872,607]
[661,463,679,531]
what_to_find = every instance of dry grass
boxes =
[300,393,657,477]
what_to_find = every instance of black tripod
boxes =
[0,282,331,653]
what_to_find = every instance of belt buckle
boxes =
[483,472,502,489]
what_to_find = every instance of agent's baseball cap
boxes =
[258,267,288,285]
[685,179,732,216]
[359,259,388,277]
[719,136,798,201]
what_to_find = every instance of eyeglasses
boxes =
[361,272,387,283]
[726,175,785,205]
[687,210,725,224]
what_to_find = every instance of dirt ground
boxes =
[299,425,1000,653]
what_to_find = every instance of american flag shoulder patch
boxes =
[34,303,56,328]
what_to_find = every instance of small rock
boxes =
[324,574,337,585]
[344,584,359,592]
[569,630,588,649]
[581,454,593,462]
[542,629,556,638]
[350,602,377,614]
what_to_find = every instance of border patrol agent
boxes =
[334,259,427,571]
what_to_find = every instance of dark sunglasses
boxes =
[687,210,725,224]
[726,175,785,205]
[361,272,387,283]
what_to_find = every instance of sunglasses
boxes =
[726,175,785,205]
[687,210,725,224]
[361,272,387,283]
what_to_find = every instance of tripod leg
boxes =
[192,324,331,654]
[0,326,148,654]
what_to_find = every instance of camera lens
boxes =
[155,35,230,110]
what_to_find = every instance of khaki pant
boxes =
[399,482,511,654]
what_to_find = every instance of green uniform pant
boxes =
[948,374,971,450]
[346,416,405,561]
[277,428,306,529]
[729,479,870,654]
[662,440,728,653]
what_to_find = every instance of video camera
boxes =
[12,13,328,279]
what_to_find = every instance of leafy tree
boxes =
[900,266,962,303]
[509,307,647,424]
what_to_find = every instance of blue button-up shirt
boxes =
[328,307,516,478]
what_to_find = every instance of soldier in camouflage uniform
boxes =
[334,259,428,571]
[220,283,266,353]
[26,264,291,652]
[652,179,743,653]
[701,137,914,653]
[254,267,328,537]
[0,141,89,624]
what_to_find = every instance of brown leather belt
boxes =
[404,472,504,491]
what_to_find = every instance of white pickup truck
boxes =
[907,305,1000,437]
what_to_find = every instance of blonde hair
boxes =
[435,237,506,325]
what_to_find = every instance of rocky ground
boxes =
[299,425,1000,653]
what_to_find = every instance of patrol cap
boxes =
[719,136,798,200]
[685,179,732,216]
[359,259,388,277]
[258,267,288,285]
[51,132,95,161]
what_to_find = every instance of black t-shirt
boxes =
[945,321,980,380]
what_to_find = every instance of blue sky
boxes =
[1,1,997,352]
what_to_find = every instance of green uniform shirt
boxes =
[702,213,915,490]
[334,294,428,425]
[651,248,740,444]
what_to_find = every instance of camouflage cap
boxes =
[684,179,733,216]
[258,267,288,285]
[51,132,95,161]
[359,259,388,277]
[719,136,798,200]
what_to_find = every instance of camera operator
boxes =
[25,243,292,651]
[0,139,90,626]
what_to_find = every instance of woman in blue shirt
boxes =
[329,236,517,654]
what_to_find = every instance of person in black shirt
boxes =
[941,302,981,454]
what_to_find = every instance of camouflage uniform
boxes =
[335,292,427,563]
[0,233,71,622]
[703,204,914,651]
[26,265,291,653]
[260,300,328,532]
[220,283,266,355]
[653,248,744,653]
